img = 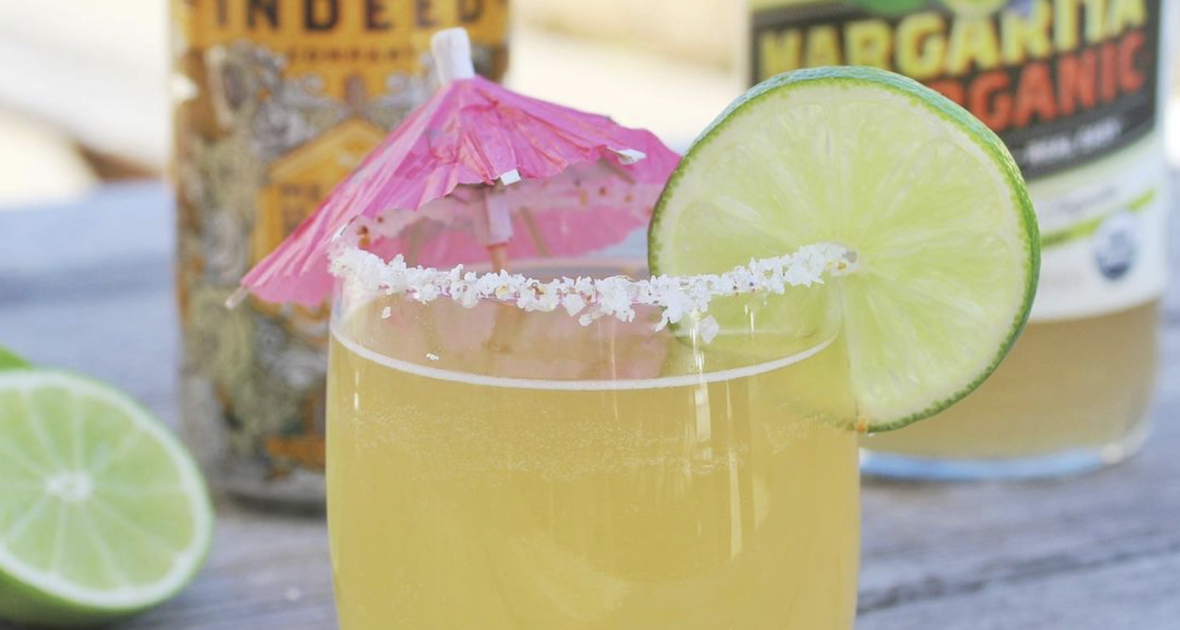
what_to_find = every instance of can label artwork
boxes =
[749,0,1170,321]
[172,0,509,504]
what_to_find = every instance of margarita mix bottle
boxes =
[748,0,1176,478]
[171,0,510,505]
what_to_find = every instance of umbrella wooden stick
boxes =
[487,244,510,272]
[433,28,515,272]
[432,28,476,83]
[469,182,515,272]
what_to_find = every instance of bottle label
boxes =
[172,0,508,498]
[749,0,1170,321]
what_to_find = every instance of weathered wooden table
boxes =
[1,182,1178,629]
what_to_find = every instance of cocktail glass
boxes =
[325,254,860,630]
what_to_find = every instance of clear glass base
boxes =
[859,420,1151,481]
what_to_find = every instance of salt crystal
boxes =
[562,293,586,316]
[698,315,720,344]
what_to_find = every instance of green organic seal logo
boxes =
[941,0,1011,17]
[852,0,1011,17]
[851,0,928,15]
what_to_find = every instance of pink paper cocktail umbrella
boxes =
[234,28,679,308]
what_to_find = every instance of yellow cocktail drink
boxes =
[327,291,859,630]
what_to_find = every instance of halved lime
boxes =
[0,370,213,627]
[0,346,29,371]
[650,67,1038,432]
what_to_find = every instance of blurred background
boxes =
[1,4,1179,628]
[2,0,1177,207]
[0,0,749,207]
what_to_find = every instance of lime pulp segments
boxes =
[649,67,1039,432]
[0,370,212,627]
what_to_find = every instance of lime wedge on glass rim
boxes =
[0,369,212,627]
[649,67,1039,432]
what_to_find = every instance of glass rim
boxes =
[329,241,856,342]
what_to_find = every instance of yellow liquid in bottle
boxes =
[864,302,1157,459]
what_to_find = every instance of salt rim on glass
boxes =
[330,243,858,344]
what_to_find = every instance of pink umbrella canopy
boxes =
[236,28,680,308]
